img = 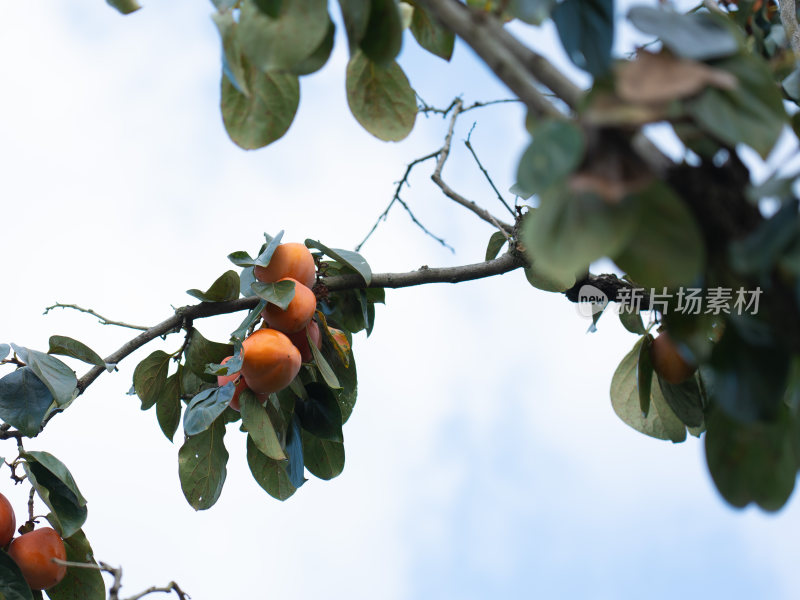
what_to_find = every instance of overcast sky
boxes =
[1,1,799,598]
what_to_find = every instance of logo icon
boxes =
[575,284,608,319]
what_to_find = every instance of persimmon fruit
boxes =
[287,320,322,362]
[8,527,67,590]
[0,492,15,546]
[650,331,696,384]
[241,328,301,395]
[262,278,317,334]
[217,356,249,412]
[254,242,316,289]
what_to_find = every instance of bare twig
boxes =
[431,100,514,233]
[464,123,516,217]
[355,150,446,252]
[44,303,149,331]
[51,559,190,600]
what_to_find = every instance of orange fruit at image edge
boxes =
[241,328,302,395]
[650,332,696,384]
[262,278,317,334]
[8,527,67,590]
[0,492,16,546]
[254,242,316,289]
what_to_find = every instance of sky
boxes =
[1,0,800,598]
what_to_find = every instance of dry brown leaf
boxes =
[616,51,738,105]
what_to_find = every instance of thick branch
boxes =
[69,254,525,398]
[324,251,525,290]
[417,0,560,117]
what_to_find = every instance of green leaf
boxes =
[521,190,637,283]
[285,415,306,489]
[305,240,372,284]
[221,63,300,150]
[301,430,345,480]
[320,330,358,422]
[308,334,341,389]
[251,280,296,310]
[610,338,687,442]
[213,11,250,97]
[228,251,256,268]
[106,0,141,15]
[346,51,417,142]
[516,120,585,196]
[178,419,229,511]
[730,199,799,277]
[657,375,704,428]
[183,384,235,436]
[23,451,87,539]
[637,334,654,417]
[239,267,258,298]
[186,271,241,302]
[47,336,106,370]
[410,4,455,60]
[291,19,336,75]
[705,407,795,511]
[523,263,576,293]
[231,300,267,342]
[613,182,705,288]
[247,436,296,501]
[253,0,282,17]
[0,344,9,361]
[241,390,286,460]
[0,550,34,600]
[553,0,614,77]
[485,231,507,261]
[686,54,787,159]
[628,6,739,61]
[337,0,371,53]
[184,329,233,384]
[708,321,790,422]
[11,345,76,406]
[156,372,182,442]
[238,0,330,72]
[46,529,106,600]
[132,350,172,410]
[0,368,53,437]
[296,382,344,442]
[360,0,403,64]
[254,230,285,267]
[618,306,646,335]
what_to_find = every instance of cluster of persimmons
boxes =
[219,243,325,410]
[0,492,66,590]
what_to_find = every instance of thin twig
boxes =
[464,123,516,217]
[355,150,443,252]
[44,303,150,331]
[51,559,190,600]
[431,99,514,233]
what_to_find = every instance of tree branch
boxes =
[431,99,514,233]
[44,303,149,331]
[323,251,525,290]
[416,0,561,117]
